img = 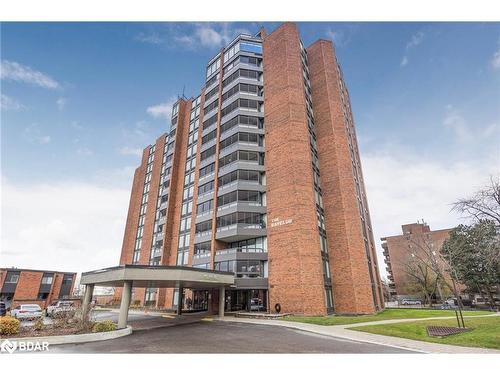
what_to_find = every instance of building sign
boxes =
[270,217,293,228]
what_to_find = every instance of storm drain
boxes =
[426,326,472,337]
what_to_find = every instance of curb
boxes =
[3,326,132,345]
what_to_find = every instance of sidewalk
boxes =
[218,314,500,354]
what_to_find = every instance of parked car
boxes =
[46,300,76,317]
[401,299,422,305]
[0,302,6,317]
[10,304,43,319]
[250,298,264,311]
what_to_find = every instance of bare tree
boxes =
[452,176,500,225]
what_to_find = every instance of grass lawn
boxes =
[349,316,500,350]
[281,308,491,326]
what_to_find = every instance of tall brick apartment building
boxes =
[382,222,452,298]
[0,268,76,309]
[116,22,384,315]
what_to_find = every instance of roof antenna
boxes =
[182,85,186,99]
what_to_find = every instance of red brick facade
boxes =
[0,268,76,309]
[114,22,384,315]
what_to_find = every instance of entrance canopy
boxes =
[80,264,235,288]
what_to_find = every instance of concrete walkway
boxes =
[218,314,500,354]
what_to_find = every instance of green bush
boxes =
[92,320,117,332]
[0,316,20,335]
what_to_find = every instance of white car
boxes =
[10,304,43,319]
[401,299,422,305]
[46,300,76,317]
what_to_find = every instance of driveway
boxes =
[48,320,416,353]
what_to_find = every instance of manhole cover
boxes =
[426,326,472,337]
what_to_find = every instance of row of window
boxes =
[217,190,261,207]
[220,98,260,118]
[223,69,260,88]
[218,169,260,187]
[221,83,260,103]
[216,212,264,228]
[214,260,265,277]
[223,55,260,75]
[219,150,263,168]
[220,131,261,150]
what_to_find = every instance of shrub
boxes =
[92,320,117,333]
[33,317,44,331]
[0,316,20,335]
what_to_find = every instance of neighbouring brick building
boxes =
[382,222,452,298]
[0,268,76,309]
[115,22,384,315]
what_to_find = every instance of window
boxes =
[203,114,218,129]
[199,163,215,178]
[216,212,263,228]
[195,220,212,233]
[220,115,261,134]
[198,180,214,195]
[240,42,262,55]
[5,273,19,283]
[206,57,221,78]
[206,73,219,88]
[221,83,259,103]
[219,150,262,168]
[223,42,240,62]
[217,190,260,206]
[204,98,218,113]
[229,237,267,252]
[220,98,259,118]
[194,241,211,255]
[204,86,219,102]
[200,145,216,161]
[218,169,260,187]
[196,199,213,214]
[222,69,259,88]
[219,132,259,150]
[41,275,53,285]
[202,129,217,145]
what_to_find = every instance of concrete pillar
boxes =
[176,286,183,315]
[118,281,132,329]
[219,286,225,317]
[82,284,94,321]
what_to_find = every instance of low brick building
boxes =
[381,223,453,299]
[0,268,76,309]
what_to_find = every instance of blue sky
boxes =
[1,22,499,274]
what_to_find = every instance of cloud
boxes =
[362,151,498,279]
[23,124,51,144]
[119,146,143,157]
[56,97,67,111]
[134,32,164,45]
[325,29,345,47]
[491,49,500,70]
[443,105,499,143]
[406,31,424,50]
[0,178,130,273]
[400,31,425,67]
[1,60,61,89]
[1,93,25,111]
[146,96,177,120]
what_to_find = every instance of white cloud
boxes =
[23,124,51,144]
[134,32,164,45]
[491,49,500,70]
[400,31,425,67]
[119,146,143,157]
[325,29,345,47]
[1,93,25,111]
[174,23,250,49]
[362,152,498,279]
[406,31,424,50]
[146,96,177,120]
[443,105,499,143]
[0,178,129,274]
[1,60,60,89]
[56,97,67,111]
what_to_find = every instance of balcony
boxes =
[194,230,212,244]
[192,252,211,265]
[216,201,266,217]
[215,247,267,262]
[215,223,267,242]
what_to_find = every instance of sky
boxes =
[1,22,499,279]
